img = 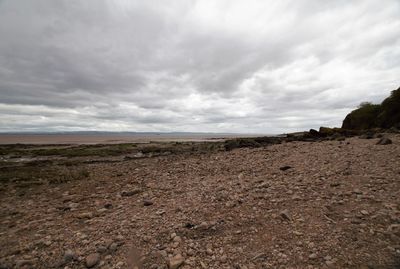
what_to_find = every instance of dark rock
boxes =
[63,249,76,262]
[319,127,335,136]
[104,203,113,209]
[279,166,292,171]
[336,136,346,141]
[0,263,11,269]
[184,223,195,229]
[121,189,141,197]
[109,243,118,252]
[360,133,374,139]
[309,129,320,137]
[280,210,292,221]
[373,133,383,138]
[376,137,392,145]
[143,199,154,206]
[342,87,400,130]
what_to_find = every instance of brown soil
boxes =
[0,135,399,269]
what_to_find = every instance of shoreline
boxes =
[0,133,267,145]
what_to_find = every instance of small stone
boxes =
[69,202,79,209]
[115,235,124,241]
[292,195,301,201]
[109,242,118,252]
[361,210,369,215]
[280,210,292,221]
[121,189,141,197]
[168,254,185,269]
[156,209,166,215]
[326,260,336,268]
[309,253,317,260]
[280,166,292,171]
[173,236,182,243]
[376,137,392,145]
[96,245,107,253]
[15,260,33,268]
[352,189,362,195]
[63,249,76,262]
[97,208,107,213]
[77,212,93,219]
[85,253,100,268]
[143,199,154,206]
[197,222,208,230]
[220,255,227,263]
[206,248,213,255]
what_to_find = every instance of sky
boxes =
[0,0,399,134]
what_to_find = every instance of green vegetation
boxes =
[342,87,400,130]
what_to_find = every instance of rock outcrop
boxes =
[342,87,400,130]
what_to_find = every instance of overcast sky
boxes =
[0,0,399,133]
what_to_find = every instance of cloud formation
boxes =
[0,0,399,133]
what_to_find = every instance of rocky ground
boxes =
[0,135,400,269]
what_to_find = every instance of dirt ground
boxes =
[0,135,399,269]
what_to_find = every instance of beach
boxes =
[0,134,399,268]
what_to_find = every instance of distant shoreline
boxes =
[0,132,268,145]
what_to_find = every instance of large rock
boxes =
[319,127,335,137]
[342,87,400,130]
[309,129,320,137]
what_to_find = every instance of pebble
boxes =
[109,242,118,252]
[121,189,141,197]
[63,249,76,262]
[326,260,336,268]
[309,253,317,260]
[77,212,93,219]
[115,261,124,267]
[280,210,292,221]
[85,253,100,268]
[143,199,154,206]
[361,210,369,215]
[15,260,33,268]
[168,254,185,269]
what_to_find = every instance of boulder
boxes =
[319,127,335,137]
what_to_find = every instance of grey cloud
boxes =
[0,0,399,133]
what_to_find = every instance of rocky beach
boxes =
[0,133,399,269]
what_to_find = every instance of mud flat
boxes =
[0,134,399,268]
